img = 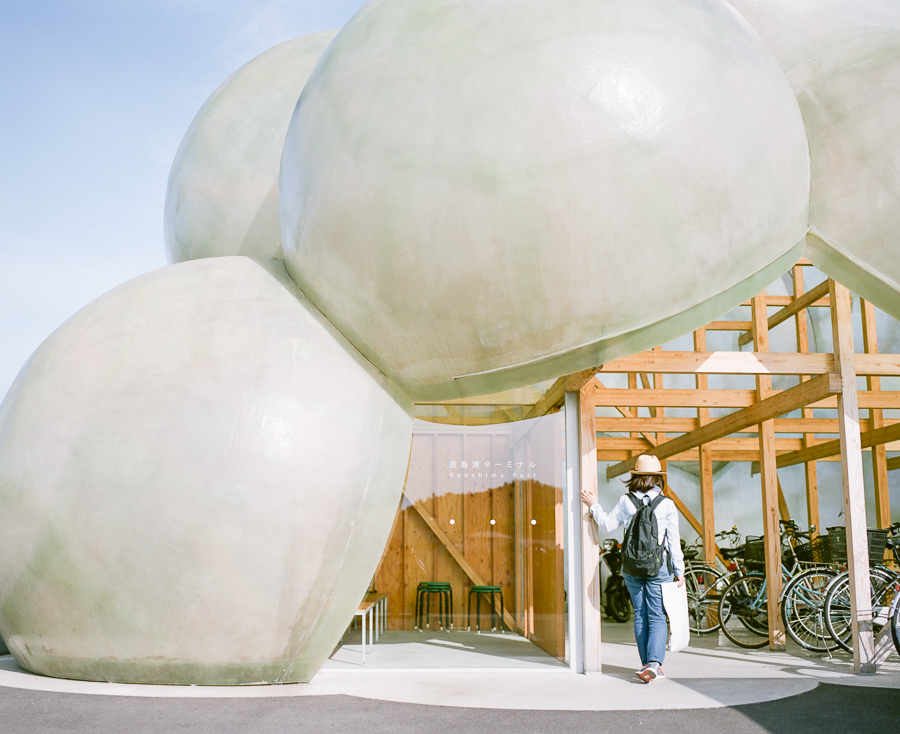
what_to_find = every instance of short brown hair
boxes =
[626,474,663,494]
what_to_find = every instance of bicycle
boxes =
[891,581,900,657]
[779,525,843,652]
[822,522,900,653]
[682,527,741,635]
[718,520,826,649]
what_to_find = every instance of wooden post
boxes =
[653,346,666,440]
[751,291,786,650]
[579,380,602,672]
[830,279,876,674]
[628,372,640,457]
[861,298,891,530]
[793,266,820,534]
[694,329,716,566]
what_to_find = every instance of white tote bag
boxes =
[661,581,690,653]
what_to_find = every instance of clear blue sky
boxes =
[0,0,367,400]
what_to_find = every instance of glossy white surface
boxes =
[0,257,413,684]
[791,32,900,320]
[164,32,337,263]
[280,0,810,401]
[727,0,900,72]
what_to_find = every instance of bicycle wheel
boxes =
[685,565,726,634]
[780,567,839,652]
[823,566,896,652]
[718,573,769,649]
[892,593,900,658]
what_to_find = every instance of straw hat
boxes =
[631,454,665,476]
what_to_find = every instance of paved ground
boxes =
[1,621,897,731]
[1,682,897,734]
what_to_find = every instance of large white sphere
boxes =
[280,0,810,402]
[0,257,412,684]
[727,0,900,72]
[164,32,336,263]
[790,32,900,320]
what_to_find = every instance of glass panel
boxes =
[329,411,567,669]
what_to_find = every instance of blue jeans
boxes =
[623,568,673,666]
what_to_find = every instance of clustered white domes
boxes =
[1,0,898,685]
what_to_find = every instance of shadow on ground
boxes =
[0,683,897,734]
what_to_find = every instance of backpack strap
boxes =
[648,494,677,575]
[648,493,667,512]
[626,492,642,511]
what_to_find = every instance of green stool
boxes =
[468,585,504,632]
[416,582,453,631]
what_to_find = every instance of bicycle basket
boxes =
[827,527,847,562]
[743,535,766,571]
[793,535,832,564]
[868,529,889,565]
[827,526,889,565]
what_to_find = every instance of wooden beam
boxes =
[742,295,830,307]
[706,320,753,331]
[598,449,849,463]
[738,280,830,347]
[693,322,714,564]
[520,368,600,420]
[752,291,786,650]
[887,455,900,472]
[862,299,892,529]
[830,279,875,674]
[594,388,900,409]
[776,477,792,522]
[653,347,667,433]
[699,445,716,565]
[521,377,567,420]
[661,481,724,564]
[774,421,900,468]
[564,367,601,392]
[627,372,641,453]
[598,350,900,377]
[600,351,833,375]
[793,265,820,535]
[595,379,659,447]
[408,499,516,633]
[853,353,900,376]
[594,416,881,434]
[597,437,804,452]
[695,329,715,564]
[604,372,841,479]
[579,380,602,673]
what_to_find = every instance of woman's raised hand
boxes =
[580,487,598,507]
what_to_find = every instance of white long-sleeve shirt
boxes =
[590,489,685,577]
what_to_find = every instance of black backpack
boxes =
[621,492,670,578]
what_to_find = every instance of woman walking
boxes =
[581,454,684,682]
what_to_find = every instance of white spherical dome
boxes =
[0,257,412,684]
[165,32,336,263]
[791,32,900,321]
[727,0,900,72]
[280,0,810,401]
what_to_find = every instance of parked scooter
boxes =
[600,538,632,622]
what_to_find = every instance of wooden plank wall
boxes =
[370,421,565,661]
[371,429,520,632]
[524,414,566,659]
